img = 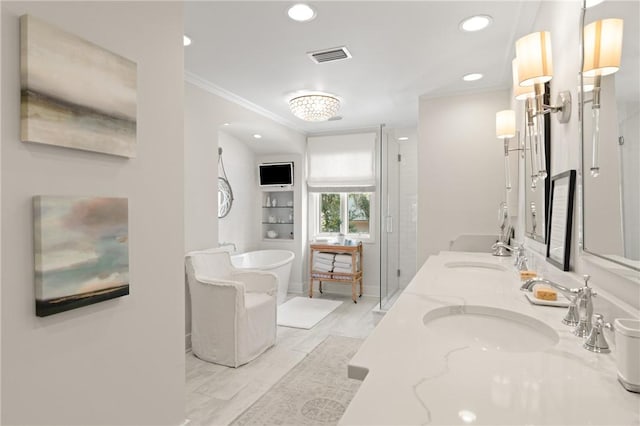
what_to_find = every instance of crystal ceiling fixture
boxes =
[459,15,493,32]
[287,3,316,22]
[288,93,341,122]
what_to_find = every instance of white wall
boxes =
[417,89,511,265]
[1,2,185,425]
[258,154,306,292]
[218,131,259,253]
[184,83,220,253]
[398,130,418,288]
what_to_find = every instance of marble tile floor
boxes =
[185,293,380,426]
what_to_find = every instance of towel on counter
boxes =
[316,252,336,261]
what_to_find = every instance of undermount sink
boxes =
[423,305,559,352]
[444,261,507,271]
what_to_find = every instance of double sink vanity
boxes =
[340,251,640,425]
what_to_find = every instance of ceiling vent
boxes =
[307,46,352,64]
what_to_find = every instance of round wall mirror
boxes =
[218,177,233,218]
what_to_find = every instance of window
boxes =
[307,132,376,242]
[316,192,372,239]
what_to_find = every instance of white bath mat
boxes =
[277,297,343,329]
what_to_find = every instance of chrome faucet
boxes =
[219,241,237,252]
[520,277,580,296]
[573,275,597,338]
[492,241,514,257]
[583,313,612,353]
[511,244,529,270]
[521,277,582,326]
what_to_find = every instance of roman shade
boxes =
[306,132,376,192]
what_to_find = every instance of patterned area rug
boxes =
[231,335,364,425]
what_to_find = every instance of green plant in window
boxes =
[320,193,341,232]
[348,193,370,233]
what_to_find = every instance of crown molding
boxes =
[184,71,307,135]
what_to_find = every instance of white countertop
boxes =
[340,252,640,425]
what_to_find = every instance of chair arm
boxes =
[230,271,278,295]
[194,274,244,291]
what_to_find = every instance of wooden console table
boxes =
[309,241,363,303]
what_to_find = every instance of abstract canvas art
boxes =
[20,15,137,157]
[33,196,129,317]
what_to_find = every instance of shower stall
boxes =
[379,127,418,311]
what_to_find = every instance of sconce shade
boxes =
[289,94,341,122]
[583,18,623,77]
[512,58,535,100]
[516,31,553,86]
[582,75,596,93]
[496,110,516,139]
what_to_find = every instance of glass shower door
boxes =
[380,128,400,311]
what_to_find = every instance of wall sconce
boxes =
[515,31,572,180]
[582,18,624,177]
[496,109,516,192]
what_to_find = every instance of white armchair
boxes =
[185,249,278,367]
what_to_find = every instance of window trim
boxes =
[311,192,375,243]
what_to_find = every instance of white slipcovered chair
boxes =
[185,249,278,367]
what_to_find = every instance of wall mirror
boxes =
[581,0,639,272]
[217,147,234,219]
[524,84,551,243]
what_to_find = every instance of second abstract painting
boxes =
[33,196,130,317]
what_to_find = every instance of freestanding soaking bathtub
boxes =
[230,250,295,305]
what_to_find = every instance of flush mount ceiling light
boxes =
[463,73,483,81]
[183,35,192,46]
[289,93,341,122]
[253,134,262,139]
[287,3,316,22]
[459,15,493,32]
[398,137,409,141]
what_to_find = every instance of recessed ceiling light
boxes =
[398,137,409,141]
[287,4,316,22]
[223,122,230,126]
[585,0,605,8]
[253,134,262,139]
[183,35,192,46]
[459,15,493,32]
[463,73,483,81]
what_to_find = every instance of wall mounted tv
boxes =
[259,162,294,187]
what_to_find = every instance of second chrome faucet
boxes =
[521,275,600,345]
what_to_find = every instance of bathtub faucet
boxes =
[219,241,237,252]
